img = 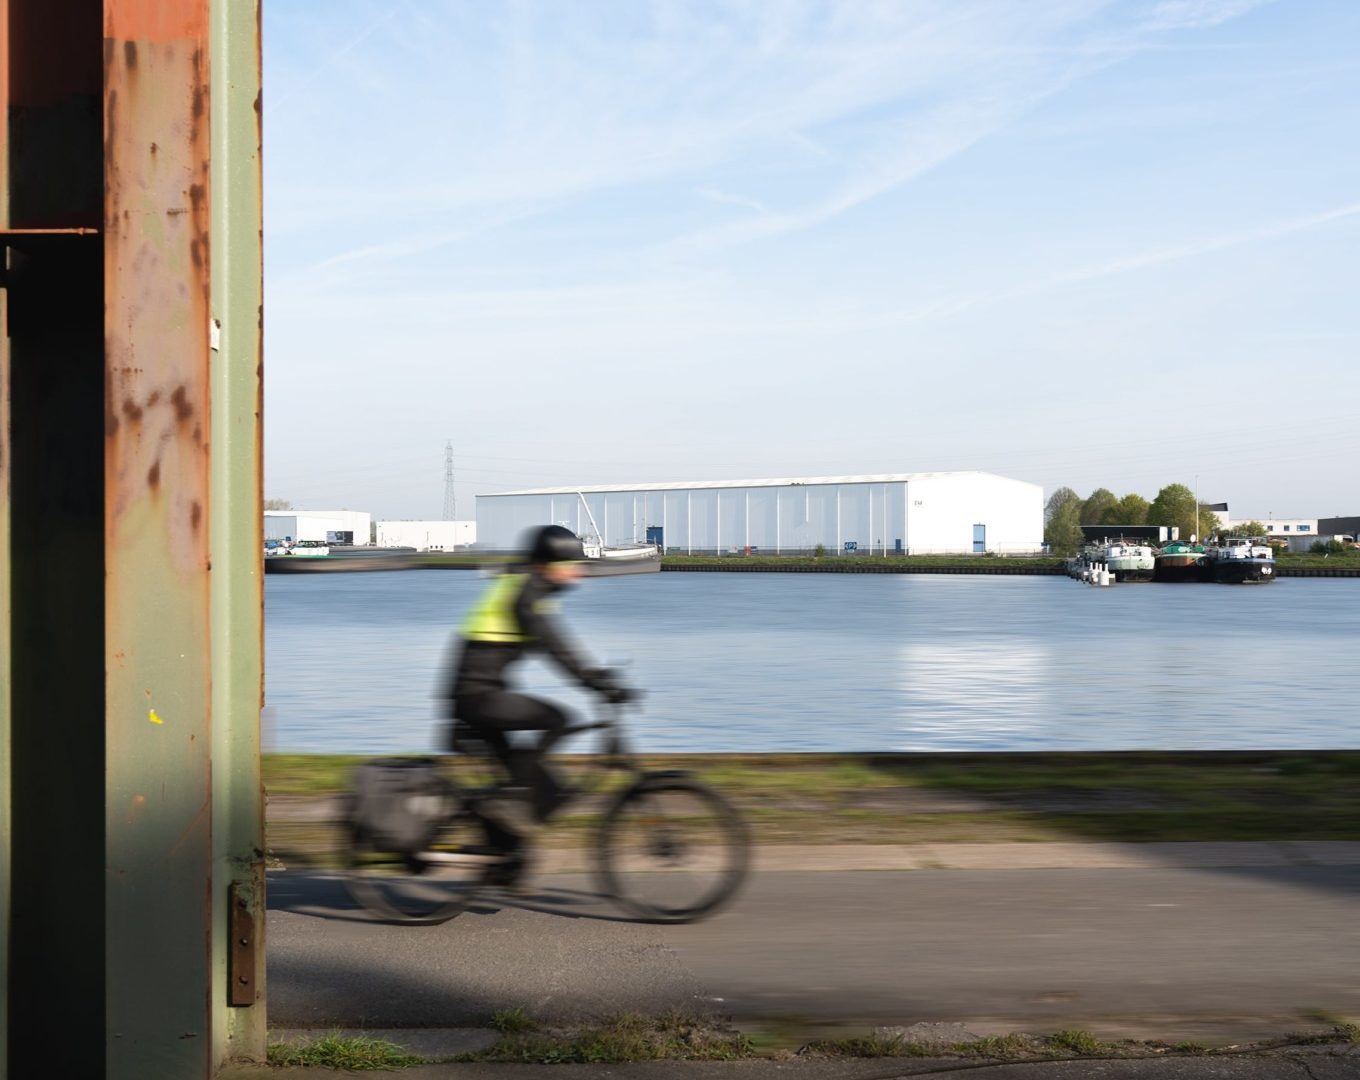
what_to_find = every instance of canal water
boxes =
[265,571,1359,755]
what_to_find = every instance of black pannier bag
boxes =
[348,758,452,854]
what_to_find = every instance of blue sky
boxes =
[263,0,1359,521]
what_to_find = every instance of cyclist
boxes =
[441,524,636,882]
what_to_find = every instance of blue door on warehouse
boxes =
[973,524,986,552]
[647,526,664,547]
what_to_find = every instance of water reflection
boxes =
[265,572,1360,754]
[898,642,1050,751]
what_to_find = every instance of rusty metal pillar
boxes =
[2,1,264,1076]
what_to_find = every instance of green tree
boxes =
[1146,484,1195,539]
[1044,487,1084,556]
[1224,520,1269,538]
[1045,486,1080,524]
[1101,493,1150,528]
[1147,484,1221,541]
[1080,488,1118,525]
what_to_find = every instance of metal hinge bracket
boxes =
[228,882,259,1006]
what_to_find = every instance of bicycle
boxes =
[338,703,750,925]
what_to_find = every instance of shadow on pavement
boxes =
[266,868,650,925]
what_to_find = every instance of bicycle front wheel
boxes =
[343,811,500,925]
[595,777,749,923]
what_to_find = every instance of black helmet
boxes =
[528,524,585,564]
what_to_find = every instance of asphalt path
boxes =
[267,862,1360,1040]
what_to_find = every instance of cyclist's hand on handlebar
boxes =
[603,684,641,705]
[586,666,641,705]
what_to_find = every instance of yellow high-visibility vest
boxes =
[459,574,532,643]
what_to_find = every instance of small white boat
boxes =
[266,538,330,558]
[575,493,659,575]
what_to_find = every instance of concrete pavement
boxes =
[266,847,1360,1045]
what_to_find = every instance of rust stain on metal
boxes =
[190,501,202,530]
[170,385,194,422]
[147,460,161,489]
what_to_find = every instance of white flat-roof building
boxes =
[477,472,1043,556]
[264,509,371,546]
[375,520,476,551]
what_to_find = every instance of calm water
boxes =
[264,571,1360,754]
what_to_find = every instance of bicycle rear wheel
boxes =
[343,810,501,924]
[594,776,749,923]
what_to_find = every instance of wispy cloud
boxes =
[696,186,770,215]
[1142,0,1275,32]
[846,199,1360,332]
[269,0,1279,277]
[1052,200,1360,285]
[273,2,1131,259]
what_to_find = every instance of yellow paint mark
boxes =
[149,708,164,725]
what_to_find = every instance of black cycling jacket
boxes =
[444,568,604,700]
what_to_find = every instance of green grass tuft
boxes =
[490,1006,538,1034]
[1046,1029,1111,1056]
[464,1012,752,1064]
[1282,1022,1360,1046]
[798,1033,932,1058]
[960,1033,1044,1058]
[267,1033,423,1069]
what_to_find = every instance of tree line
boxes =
[1044,483,1235,556]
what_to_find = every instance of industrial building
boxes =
[376,520,476,551]
[477,472,1044,555]
[264,509,372,546]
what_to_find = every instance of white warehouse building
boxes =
[477,472,1043,556]
[376,520,476,551]
[264,509,372,546]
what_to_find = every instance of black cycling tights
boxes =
[454,691,570,840]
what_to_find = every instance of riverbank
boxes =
[335,551,1360,576]
[263,749,1360,868]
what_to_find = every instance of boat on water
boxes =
[1204,537,1276,584]
[1101,539,1155,582]
[573,492,660,575]
[1153,540,1207,583]
[265,538,330,559]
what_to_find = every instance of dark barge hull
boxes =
[1153,557,1207,583]
[1210,559,1276,584]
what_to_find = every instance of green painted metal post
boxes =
[210,0,267,1063]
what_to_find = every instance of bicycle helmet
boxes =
[527,524,586,564]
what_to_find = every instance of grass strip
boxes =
[266,1033,423,1069]
[264,750,1360,867]
[459,1011,753,1064]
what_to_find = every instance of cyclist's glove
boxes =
[603,684,639,705]
[586,667,639,705]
